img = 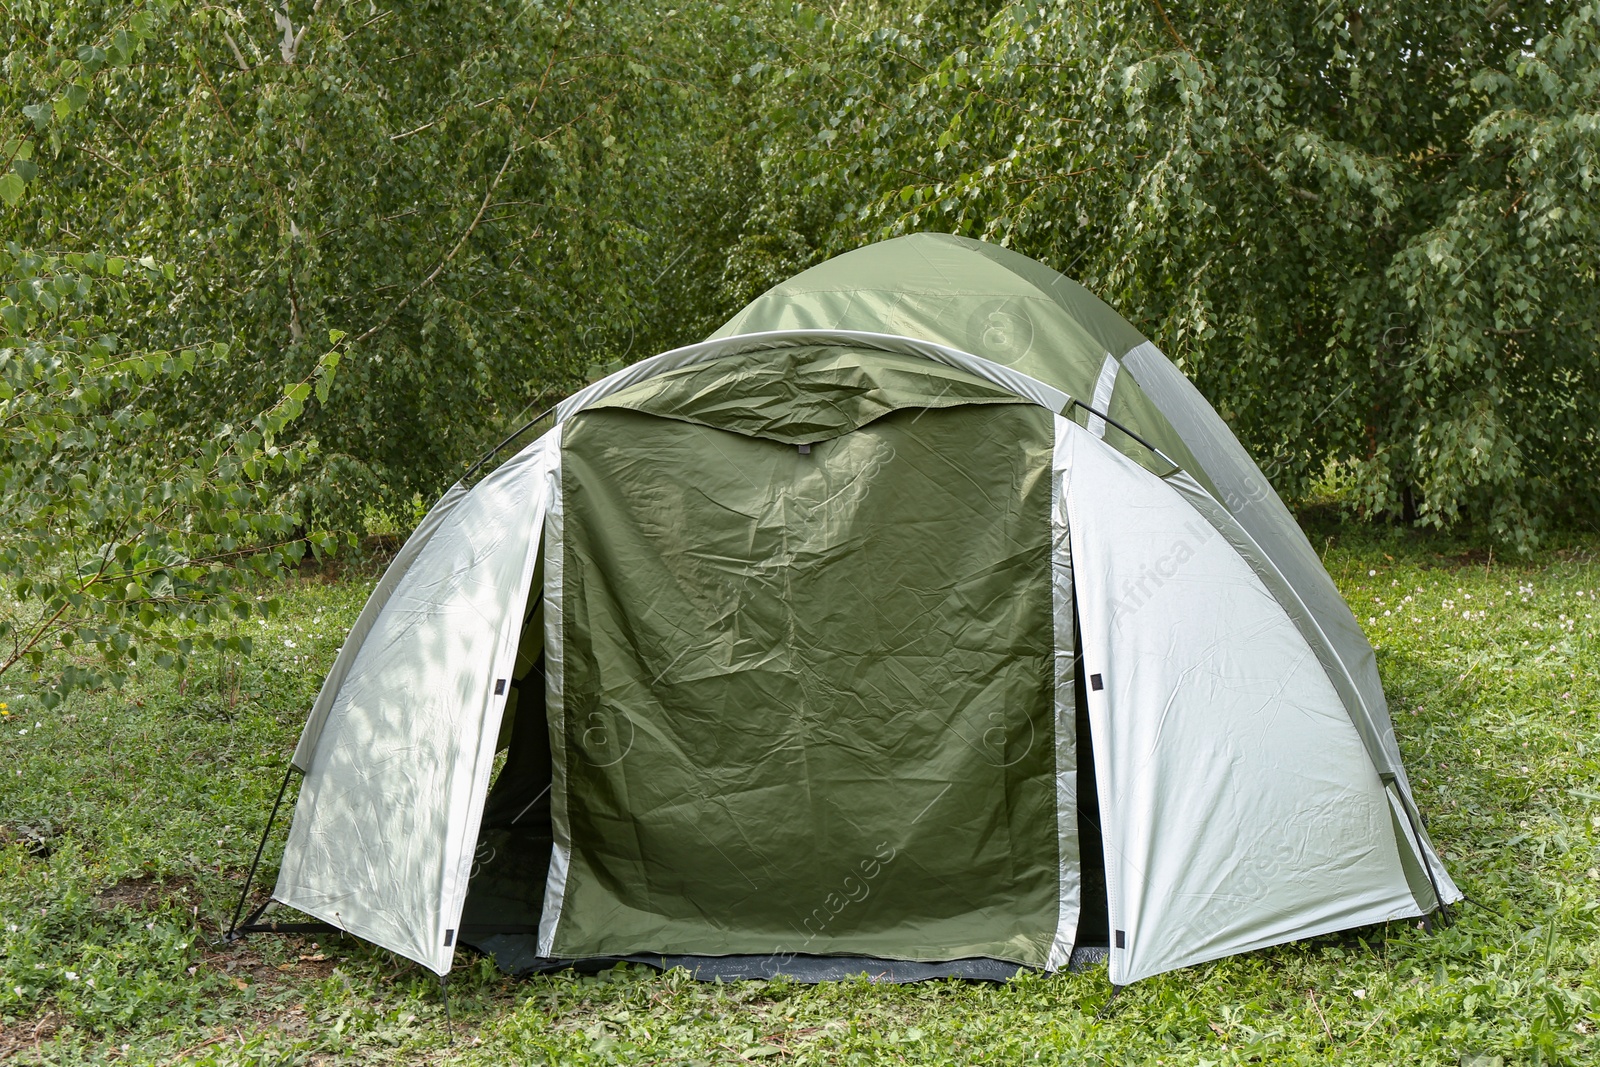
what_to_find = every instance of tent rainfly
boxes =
[238,233,1459,986]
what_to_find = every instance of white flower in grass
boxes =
[64,971,78,982]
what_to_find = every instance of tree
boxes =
[3,1,764,524]
[1,9,341,704]
[743,0,1600,548]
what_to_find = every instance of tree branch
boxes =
[353,0,576,346]
[221,31,251,72]
[350,145,518,345]
[1149,0,1193,55]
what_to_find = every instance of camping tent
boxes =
[256,233,1459,987]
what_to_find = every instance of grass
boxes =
[1,526,1597,1065]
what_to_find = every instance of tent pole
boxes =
[1384,775,1452,926]
[1067,399,1184,476]
[461,404,558,483]
[439,974,454,1044]
[226,762,294,941]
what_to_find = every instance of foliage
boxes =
[736,0,1600,549]
[0,12,343,703]
[8,2,1600,549]
[0,240,344,703]
[1,0,765,523]
[0,530,1597,1062]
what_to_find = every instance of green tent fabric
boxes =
[587,345,1030,443]
[265,234,1459,986]
[551,401,1058,964]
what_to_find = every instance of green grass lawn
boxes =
[1,527,1597,1065]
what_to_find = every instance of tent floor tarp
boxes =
[453,941,1112,982]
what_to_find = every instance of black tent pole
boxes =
[1066,399,1185,476]
[439,974,454,1044]
[226,762,294,941]
[460,404,558,484]
[1384,775,1452,927]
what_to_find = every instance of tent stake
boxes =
[226,763,294,941]
[439,974,454,1044]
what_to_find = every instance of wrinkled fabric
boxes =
[274,432,559,974]
[558,330,1071,425]
[589,346,1028,444]
[543,402,1060,965]
[1058,417,1422,985]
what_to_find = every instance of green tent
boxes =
[257,234,1458,986]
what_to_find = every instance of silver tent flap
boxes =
[1059,418,1429,985]
[1118,341,1405,779]
[273,431,560,974]
[291,482,469,773]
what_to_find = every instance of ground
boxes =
[0,526,1596,1065]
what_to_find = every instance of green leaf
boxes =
[0,173,25,206]
[110,29,134,66]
